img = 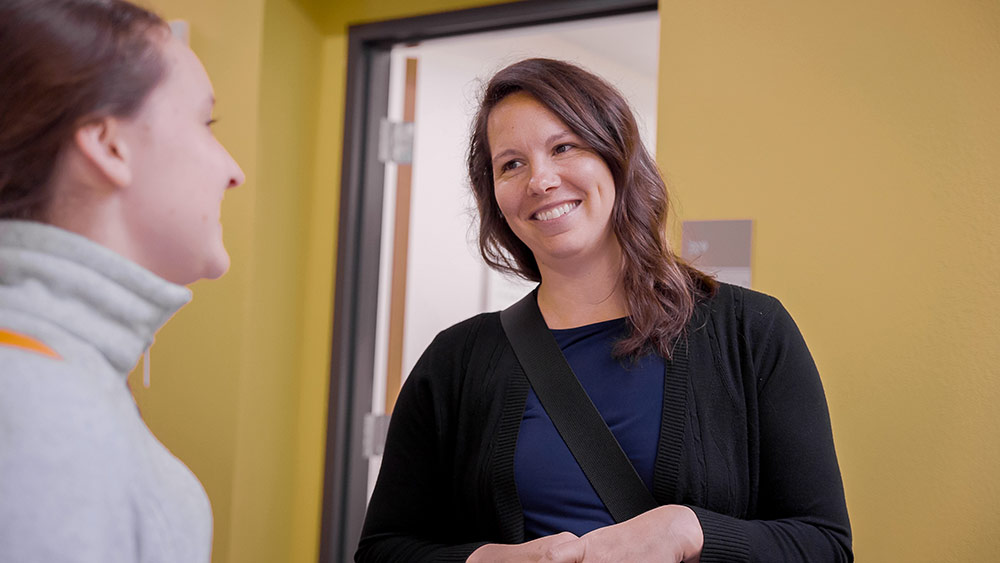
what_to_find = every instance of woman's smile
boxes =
[531,200,580,222]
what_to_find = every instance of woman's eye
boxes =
[500,160,522,172]
[554,143,573,154]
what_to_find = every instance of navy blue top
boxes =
[514,317,665,539]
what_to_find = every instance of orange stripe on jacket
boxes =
[0,329,62,360]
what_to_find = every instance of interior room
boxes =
[118,0,1000,561]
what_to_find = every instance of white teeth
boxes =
[533,201,579,221]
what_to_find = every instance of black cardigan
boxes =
[356,284,852,562]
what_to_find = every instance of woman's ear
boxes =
[73,117,132,189]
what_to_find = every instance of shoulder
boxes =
[698,283,817,389]
[0,350,133,471]
[0,353,137,552]
[0,377,135,559]
[695,283,806,365]
[392,312,513,436]
[697,282,792,337]
[401,311,518,407]
[701,282,783,317]
[430,311,503,350]
[415,312,505,373]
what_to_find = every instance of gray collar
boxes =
[0,220,191,374]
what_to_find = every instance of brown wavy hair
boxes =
[0,0,167,220]
[467,58,716,359]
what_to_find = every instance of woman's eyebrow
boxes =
[491,130,574,166]
[491,148,518,166]
[545,130,573,145]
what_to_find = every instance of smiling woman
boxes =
[0,1,243,561]
[356,59,853,563]
[470,58,710,357]
[488,92,620,286]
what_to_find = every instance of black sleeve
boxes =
[691,296,853,562]
[355,327,488,563]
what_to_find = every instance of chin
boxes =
[177,251,230,285]
[203,252,231,280]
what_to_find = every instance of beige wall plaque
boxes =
[681,219,753,288]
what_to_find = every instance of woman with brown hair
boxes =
[356,59,851,562]
[0,0,243,560]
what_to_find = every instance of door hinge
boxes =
[378,118,414,164]
[362,413,392,458]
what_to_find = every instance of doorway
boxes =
[320,2,658,561]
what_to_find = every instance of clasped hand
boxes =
[467,505,703,563]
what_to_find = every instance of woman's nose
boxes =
[227,152,246,189]
[527,161,560,194]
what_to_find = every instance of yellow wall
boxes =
[228,0,324,561]
[297,0,508,33]
[133,0,325,562]
[132,0,999,561]
[659,0,1000,560]
[131,2,265,563]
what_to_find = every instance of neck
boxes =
[47,180,174,286]
[45,157,123,253]
[48,186,125,257]
[536,242,627,329]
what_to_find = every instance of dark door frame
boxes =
[319,1,658,561]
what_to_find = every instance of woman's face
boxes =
[115,34,244,285]
[488,92,618,272]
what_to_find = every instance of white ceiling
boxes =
[415,10,660,81]
[544,11,660,79]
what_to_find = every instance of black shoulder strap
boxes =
[500,289,658,523]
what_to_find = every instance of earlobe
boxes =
[74,118,132,188]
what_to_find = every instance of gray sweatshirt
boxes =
[0,220,212,563]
